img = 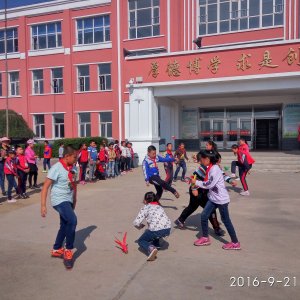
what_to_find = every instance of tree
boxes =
[0,110,34,138]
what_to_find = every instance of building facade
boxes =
[0,0,300,161]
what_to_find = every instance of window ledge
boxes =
[28,48,65,57]
[8,95,21,98]
[74,90,112,94]
[0,52,21,60]
[73,42,112,52]
[30,93,66,96]
[123,35,165,42]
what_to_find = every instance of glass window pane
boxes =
[94,27,104,43]
[201,109,224,118]
[54,114,64,123]
[86,124,91,137]
[106,76,111,90]
[107,123,112,137]
[84,18,93,28]
[99,63,111,74]
[129,0,135,10]
[100,112,112,122]
[137,0,151,9]
[47,23,56,34]
[262,15,273,27]
[137,26,151,38]
[38,24,47,34]
[208,22,217,34]
[274,13,283,25]
[79,113,91,123]
[263,0,273,14]
[153,0,160,6]
[84,28,94,44]
[78,66,89,76]
[52,68,63,78]
[220,21,229,32]
[47,35,56,48]
[77,20,83,30]
[129,28,136,39]
[94,16,103,27]
[249,16,260,28]
[137,9,152,26]
[207,4,217,22]
[101,124,106,136]
[104,15,110,26]
[227,108,252,117]
[231,19,238,31]
[153,25,160,36]
[220,2,229,20]
[249,0,260,16]
[38,36,47,49]
[199,24,206,35]
[240,18,248,30]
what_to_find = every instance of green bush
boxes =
[51,137,108,158]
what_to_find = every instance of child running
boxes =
[173,143,189,182]
[143,145,180,201]
[192,150,241,250]
[163,143,174,186]
[133,191,171,261]
[231,139,255,196]
[41,146,78,269]
[4,150,19,203]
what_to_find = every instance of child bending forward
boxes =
[133,192,171,261]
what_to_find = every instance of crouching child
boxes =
[133,192,171,261]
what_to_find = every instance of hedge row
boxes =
[33,137,109,158]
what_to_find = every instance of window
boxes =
[79,113,91,137]
[128,0,160,39]
[34,115,45,138]
[32,70,44,95]
[98,63,111,91]
[198,0,284,36]
[77,65,90,92]
[0,28,18,54]
[31,22,62,50]
[77,15,110,45]
[0,74,2,97]
[9,72,20,96]
[51,68,63,93]
[53,114,65,138]
[99,112,112,138]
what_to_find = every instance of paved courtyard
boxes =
[0,162,299,300]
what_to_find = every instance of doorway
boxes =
[255,119,279,149]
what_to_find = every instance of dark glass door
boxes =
[255,119,279,149]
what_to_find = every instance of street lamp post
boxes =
[4,0,9,136]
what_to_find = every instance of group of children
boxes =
[41,139,254,268]
[76,140,135,184]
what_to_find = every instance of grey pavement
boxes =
[0,163,299,300]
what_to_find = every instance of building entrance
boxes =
[255,119,279,149]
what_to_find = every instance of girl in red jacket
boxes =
[16,146,30,199]
[237,139,255,196]
[78,143,89,184]
[4,150,19,203]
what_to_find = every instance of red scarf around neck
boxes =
[60,159,76,191]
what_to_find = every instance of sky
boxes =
[0,0,55,10]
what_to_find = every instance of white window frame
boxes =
[0,27,18,54]
[32,69,44,95]
[34,114,45,139]
[77,65,90,92]
[99,111,113,138]
[198,0,284,36]
[128,0,160,39]
[98,63,112,91]
[78,113,91,137]
[31,22,62,50]
[51,68,64,93]
[76,15,110,45]
[9,71,20,96]
[53,113,65,139]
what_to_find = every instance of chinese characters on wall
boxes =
[148,47,300,78]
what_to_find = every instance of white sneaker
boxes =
[235,177,240,181]
[240,191,250,196]
[7,199,17,203]
[230,173,236,178]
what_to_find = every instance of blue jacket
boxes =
[142,155,175,181]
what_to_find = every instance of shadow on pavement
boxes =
[73,225,97,261]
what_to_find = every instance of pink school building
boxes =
[0,0,300,160]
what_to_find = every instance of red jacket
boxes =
[4,157,17,175]
[16,154,29,172]
[98,149,108,163]
[44,145,52,159]
[78,149,89,163]
[238,144,255,165]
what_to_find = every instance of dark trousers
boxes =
[164,164,173,186]
[115,159,120,176]
[0,163,5,194]
[53,201,77,250]
[79,162,88,181]
[178,188,220,229]
[231,161,239,175]
[138,228,171,253]
[201,200,238,243]
[28,163,38,187]
[174,160,187,180]
[17,170,28,194]
[6,174,18,199]
[240,164,252,191]
[126,157,132,171]
[43,158,51,171]
[149,175,176,201]
[120,157,126,172]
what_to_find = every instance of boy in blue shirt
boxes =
[143,145,180,201]
[88,140,98,182]
[41,145,78,269]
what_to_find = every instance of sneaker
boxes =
[180,178,186,182]
[28,185,33,189]
[235,177,240,181]
[14,194,21,200]
[33,184,39,188]
[42,170,47,173]
[2,191,6,196]
[230,173,236,178]
[222,242,241,250]
[194,237,211,246]
[174,219,185,229]
[23,193,29,198]
[214,228,226,237]
[174,191,180,198]
[173,178,177,182]
[80,181,85,185]
[63,249,74,269]
[7,198,17,203]
[240,191,250,196]
[147,246,158,261]
[51,248,64,258]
